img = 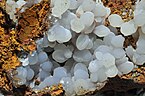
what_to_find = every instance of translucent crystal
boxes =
[16,67,27,78]
[70,18,85,33]
[53,67,67,80]
[108,14,124,27]
[133,53,145,65]
[16,0,26,8]
[80,12,94,27]
[134,9,145,26]
[52,0,70,17]
[60,77,74,96]
[26,67,34,80]
[76,5,84,16]
[74,63,88,72]
[47,25,72,43]
[58,11,77,30]
[115,56,128,66]
[125,46,135,59]
[69,0,78,9]
[93,25,110,37]
[103,53,115,68]
[111,35,125,48]
[105,65,118,77]
[88,60,103,73]
[81,0,95,11]
[103,32,115,46]
[38,51,48,63]
[92,3,107,17]
[117,61,134,74]
[96,67,107,82]
[112,48,126,59]
[74,79,95,95]
[40,61,53,72]
[74,69,89,80]
[39,70,51,81]
[76,34,92,50]
[141,24,145,34]
[90,72,98,82]
[95,45,113,54]
[52,50,67,63]
[28,51,38,65]
[120,20,137,36]
[73,50,92,62]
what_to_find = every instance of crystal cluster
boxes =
[3,0,145,95]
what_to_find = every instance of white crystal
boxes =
[117,61,134,74]
[26,67,34,80]
[47,25,72,43]
[38,76,59,89]
[134,9,145,26]
[95,45,113,54]
[76,34,92,50]
[71,18,85,33]
[116,56,128,66]
[28,51,38,65]
[74,79,95,95]
[69,0,78,9]
[105,65,118,77]
[120,20,137,36]
[93,25,110,37]
[74,63,88,72]
[52,0,70,17]
[103,53,115,68]
[125,46,135,59]
[40,61,53,72]
[81,0,95,11]
[53,67,67,80]
[90,72,98,82]
[94,51,103,60]
[60,77,74,96]
[103,32,115,46]
[52,50,67,63]
[58,11,77,30]
[76,5,84,16]
[16,67,27,78]
[73,50,92,62]
[16,0,26,8]
[111,35,125,48]
[93,3,107,17]
[39,70,50,81]
[38,51,48,63]
[108,14,124,27]
[141,24,145,34]
[88,60,103,73]
[97,67,107,82]
[74,69,89,80]
[80,12,94,27]
[133,53,145,65]
[112,48,126,59]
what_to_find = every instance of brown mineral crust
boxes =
[99,76,145,93]
[0,69,13,93]
[0,8,20,71]
[97,66,145,93]
[16,0,51,52]
[0,0,6,10]
[102,0,134,22]
[123,35,137,48]
[17,84,64,96]
[121,66,145,84]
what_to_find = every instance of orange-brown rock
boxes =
[16,0,51,51]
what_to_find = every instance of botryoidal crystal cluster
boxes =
[5,0,145,95]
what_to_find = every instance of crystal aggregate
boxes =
[3,0,145,95]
